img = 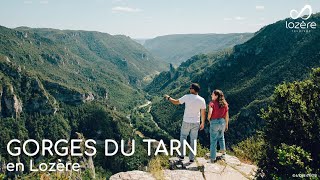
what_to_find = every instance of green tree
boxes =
[25,114,70,142]
[0,118,28,160]
[257,68,320,179]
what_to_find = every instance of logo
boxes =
[290,5,312,20]
[286,4,317,33]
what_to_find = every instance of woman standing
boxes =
[207,89,229,163]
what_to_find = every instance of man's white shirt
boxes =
[179,94,206,123]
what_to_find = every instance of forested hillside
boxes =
[0,26,167,179]
[1,26,167,110]
[146,13,320,148]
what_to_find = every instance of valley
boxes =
[1,12,320,179]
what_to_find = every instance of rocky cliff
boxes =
[0,55,95,118]
[110,153,257,180]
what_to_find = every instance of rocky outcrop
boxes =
[50,132,96,179]
[43,81,95,105]
[0,55,95,116]
[25,78,58,114]
[0,83,23,118]
[69,133,96,179]
[40,53,63,65]
[110,171,155,180]
[0,156,6,174]
[110,153,257,180]
[197,153,257,179]
[83,92,94,101]
[169,63,175,79]
[0,57,58,117]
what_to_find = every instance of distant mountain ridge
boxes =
[143,33,253,65]
[134,38,149,45]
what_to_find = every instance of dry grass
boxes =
[147,155,169,180]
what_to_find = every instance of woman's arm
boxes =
[207,105,213,121]
[225,111,229,131]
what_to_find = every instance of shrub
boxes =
[257,68,320,179]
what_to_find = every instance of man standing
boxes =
[164,83,206,162]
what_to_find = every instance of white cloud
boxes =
[234,16,246,21]
[24,1,49,4]
[40,0,49,4]
[223,17,247,21]
[112,6,141,13]
[256,5,265,10]
[223,17,233,21]
[23,1,33,4]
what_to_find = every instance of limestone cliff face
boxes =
[0,57,57,117]
[55,132,96,179]
[0,56,100,117]
[0,62,59,117]
[24,78,58,114]
[43,81,95,105]
[0,55,97,117]
[26,132,97,180]
[0,82,23,118]
[169,63,175,79]
[110,153,258,180]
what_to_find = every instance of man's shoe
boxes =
[178,155,184,160]
[189,159,194,163]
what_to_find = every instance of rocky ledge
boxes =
[110,153,257,180]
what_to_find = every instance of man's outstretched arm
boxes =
[164,94,180,105]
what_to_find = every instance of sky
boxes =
[0,0,319,38]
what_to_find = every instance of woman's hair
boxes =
[213,89,227,108]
